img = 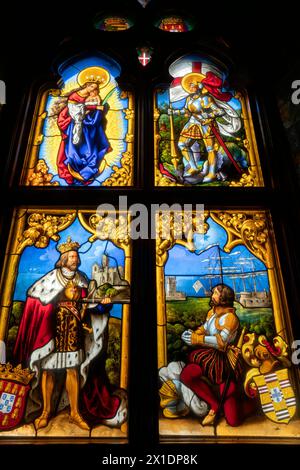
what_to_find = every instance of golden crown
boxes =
[77,66,110,88]
[0,363,35,385]
[57,236,80,254]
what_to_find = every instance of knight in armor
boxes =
[169,72,241,183]
[180,284,256,426]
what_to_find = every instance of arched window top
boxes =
[156,15,193,33]
[94,16,134,31]
[154,53,263,187]
[57,54,122,89]
[21,54,135,187]
[168,54,229,83]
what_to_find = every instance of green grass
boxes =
[162,162,230,186]
[166,297,275,363]
[167,297,273,324]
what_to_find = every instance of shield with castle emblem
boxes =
[0,364,34,431]
[253,368,296,424]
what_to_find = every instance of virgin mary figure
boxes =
[57,67,112,185]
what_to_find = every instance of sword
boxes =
[190,112,243,175]
[81,298,130,305]
[210,122,243,175]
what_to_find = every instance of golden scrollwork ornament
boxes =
[17,212,76,253]
[156,211,209,266]
[102,151,133,186]
[210,211,271,267]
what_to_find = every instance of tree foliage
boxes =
[106,321,121,386]
[166,297,275,362]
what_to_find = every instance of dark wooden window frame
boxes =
[0,6,300,454]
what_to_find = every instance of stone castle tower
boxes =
[92,254,124,286]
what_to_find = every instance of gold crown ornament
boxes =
[0,363,34,385]
[57,236,80,254]
[77,66,110,89]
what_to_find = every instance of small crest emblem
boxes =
[137,47,153,67]
[0,363,34,431]
[253,369,296,424]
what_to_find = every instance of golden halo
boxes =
[181,72,205,93]
[77,66,110,88]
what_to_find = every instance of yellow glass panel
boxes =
[154,55,263,187]
[21,56,134,187]
[156,209,299,443]
[95,16,133,31]
[0,208,131,440]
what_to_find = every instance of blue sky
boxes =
[41,54,127,187]
[13,217,125,318]
[165,217,267,276]
[58,55,122,85]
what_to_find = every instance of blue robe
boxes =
[57,93,110,185]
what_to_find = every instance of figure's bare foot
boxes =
[34,411,50,430]
[69,412,90,430]
[202,409,216,426]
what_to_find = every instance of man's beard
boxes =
[210,297,219,307]
[66,262,78,271]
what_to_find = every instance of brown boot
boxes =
[202,409,216,426]
[34,411,50,430]
[69,412,90,431]
[66,368,90,431]
[34,371,54,430]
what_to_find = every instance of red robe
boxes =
[14,292,121,425]
[57,92,112,185]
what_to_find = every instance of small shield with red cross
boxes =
[0,364,34,431]
[137,47,153,67]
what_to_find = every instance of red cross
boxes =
[138,51,151,66]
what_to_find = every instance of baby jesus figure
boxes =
[69,89,104,145]
[85,89,103,108]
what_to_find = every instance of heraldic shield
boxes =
[253,368,296,424]
[0,364,34,431]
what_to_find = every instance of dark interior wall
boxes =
[0,0,299,460]
[1,0,300,185]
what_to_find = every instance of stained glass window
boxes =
[22,55,134,187]
[95,17,133,31]
[1,0,299,452]
[154,54,263,186]
[157,16,192,33]
[157,210,299,442]
[0,208,131,440]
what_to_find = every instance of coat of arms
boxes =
[253,369,296,424]
[242,334,296,424]
[0,364,34,431]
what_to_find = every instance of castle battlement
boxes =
[92,255,124,287]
